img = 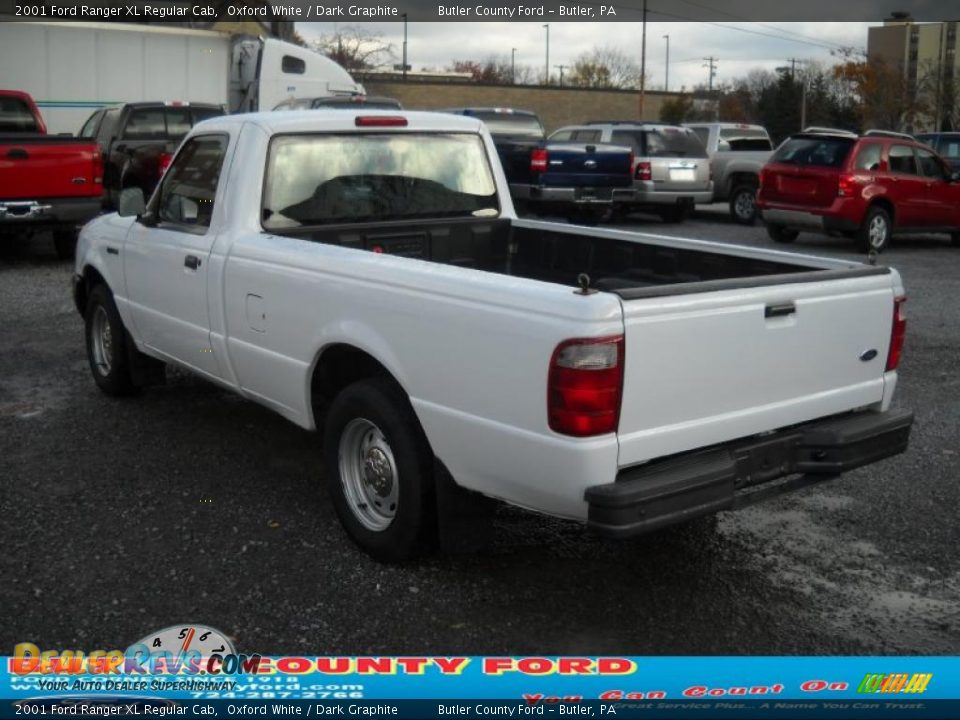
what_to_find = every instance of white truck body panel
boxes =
[75,111,908,525]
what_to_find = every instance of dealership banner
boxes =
[2,652,959,718]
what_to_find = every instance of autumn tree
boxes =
[309,26,395,72]
[659,94,694,124]
[833,53,925,131]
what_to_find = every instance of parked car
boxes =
[442,108,634,224]
[78,102,225,210]
[0,90,103,259]
[757,128,960,252]
[552,121,712,223]
[915,132,960,172]
[274,95,403,111]
[685,122,774,224]
[73,109,913,560]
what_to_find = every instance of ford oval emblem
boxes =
[859,349,879,362]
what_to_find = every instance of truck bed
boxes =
[268,216,872,297]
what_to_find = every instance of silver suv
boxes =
[548,122,712,222]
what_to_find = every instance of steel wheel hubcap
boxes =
[735,191,755,218]
[91,306,113,377]
[869,216,887,248]
[338,418,398,532]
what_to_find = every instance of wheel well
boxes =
[869,198,896,224]
[75,266,106,315]
[729,172,759,192]
[310,344,399,418]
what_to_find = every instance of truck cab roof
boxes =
[194,110,486,136]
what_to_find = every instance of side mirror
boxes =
[117,187,146,217]
[951,171,960,183]
[716,140,731,152]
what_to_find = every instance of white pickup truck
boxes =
[72,110,913,561]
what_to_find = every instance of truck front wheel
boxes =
[729,184,758,225]
[323,377,434,562]
[84,284,139,396]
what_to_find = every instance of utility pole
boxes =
[402,14,408,82]
[543,24,550,85]
[638,0,648,117]
[511,47,518,85]
[555,64,567,87]
[703,56,718,120]
[663,34,670,92]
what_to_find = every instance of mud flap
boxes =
[434,459,496,554]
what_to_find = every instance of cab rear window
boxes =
[771,137,854,168]
[0,97,39,133]
[642,128,707,158]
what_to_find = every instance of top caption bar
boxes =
[0,0,957,22]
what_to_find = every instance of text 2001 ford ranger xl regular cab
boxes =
[72,111,913,561]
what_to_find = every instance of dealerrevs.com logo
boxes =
[857,673,932,695]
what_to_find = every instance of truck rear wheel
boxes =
[323,377,434,562]
[84,284,138,396]
[766,224,799,243]
[729,185,758,225]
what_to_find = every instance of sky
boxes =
[296,21,878,90]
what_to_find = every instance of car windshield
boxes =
[0,96,39,133]
[262,133,499,228]
[771,137,854,167]
[643,127,708,158]
[719,128,773,151]
[469,112,544,139]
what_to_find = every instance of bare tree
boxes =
[309,25,395,72]
[568,46,642,89]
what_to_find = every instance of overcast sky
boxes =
[297,22,878,90]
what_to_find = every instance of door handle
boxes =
[6,148,28,160]
[765,302,796,319]
[184,255,201,270]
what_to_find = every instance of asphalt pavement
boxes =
[1,213,957,656]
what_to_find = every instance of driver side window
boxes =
[156,135,227,231]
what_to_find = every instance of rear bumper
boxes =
[759,206,860,233]
[628,183,714,206]
[0,197,102,230]
[511,184,635,205]
[586,408,913,537]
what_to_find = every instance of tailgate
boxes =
[541,143,632,188]
[616,272,896,467]
[762,163,839,208]
[0,139,101,200]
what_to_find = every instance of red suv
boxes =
[757,128,960,252]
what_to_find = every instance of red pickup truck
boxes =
[0,90,103,258]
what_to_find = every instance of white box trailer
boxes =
[0,21,364,135]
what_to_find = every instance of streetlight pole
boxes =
[512,47,517,85]
[402,14,408,81]
[543,24,550,85]
[555,64,567,87]
[663,34,670,92]
[639,0,647,117]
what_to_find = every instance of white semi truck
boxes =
[0,21,363,135]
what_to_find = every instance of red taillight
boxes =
[838,173,857,197]
[548,336,624,437]
[886,296,907,372]
[355,115,408,127]
[627,150,635,174]
[92,148,103,185]
[157,152,174,179]
[635,161,652,181]
[531,147,548,174]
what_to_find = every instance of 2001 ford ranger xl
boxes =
[72,110,913,561]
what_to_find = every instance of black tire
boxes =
[729,184,758,225]
[658,204,688,223]
[766,223,799,243]
[53,230,77,260]
[84,284,138,396]
[857,205,892,253]
[323,377,435,562]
